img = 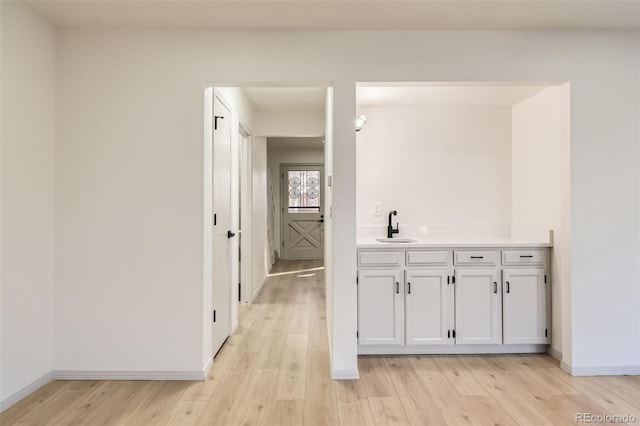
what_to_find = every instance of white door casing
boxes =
[212,94,232,356]
[281,164,324,259]
[239,131,252,304]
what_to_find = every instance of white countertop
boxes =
[357,236,552,249]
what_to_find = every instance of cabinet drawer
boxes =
[358,251,403,267]
[406,250,450,266]
[502,250,545,265]
[454,250,500,266]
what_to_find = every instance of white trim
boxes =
[252,275,269,302]
[239,130,253,304]
[1,372,52,413]
[52,369,207,381]
[547,346,562,361]
[559,363,640,377]
[203,357,213,379]
[358,344,548,355]
[331,369,360,380]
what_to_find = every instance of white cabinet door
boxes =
[357,269,404,346]
[503,268,548,344]
[455,269,502,345]
[405,269,452,346]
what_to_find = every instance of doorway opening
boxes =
[204,84,331,366]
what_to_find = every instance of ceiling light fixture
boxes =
[355,115,367,132]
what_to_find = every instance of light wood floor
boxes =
[2,259,639,425]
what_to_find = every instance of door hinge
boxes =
[213,310,216,323]
[282,173,284,179]
[452,329,456,338]
[544,275,547,284]
[356,275,359,284]
[357,331,359,338]
[545,328,548,338]
[281,207,284,213]
[214,115,224,130]
[238,283,241,301]
[213,213,217,226]
[447,330,451,339]
[447,275,450,284]
[282,240,284,247]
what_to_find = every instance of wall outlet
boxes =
[373,202,382,217]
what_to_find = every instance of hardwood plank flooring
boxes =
[2,259,639,425]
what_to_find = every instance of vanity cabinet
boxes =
[357,269,404,346]
[357,245,550,354]
[405,269,451,346]
[454,268,503,345]
[502,268,548,344]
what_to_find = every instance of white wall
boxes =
[1,1,56,409]
[54,34,210,374]
[53,29,639,377]
[512,85,571,360]
[254,108,325,137]
[267,145,325,258]
[251,136,269,299]
[356,105,512,237]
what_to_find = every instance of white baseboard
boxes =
[560,363,640,376]
[358,344,547,355]
[547,346,562,361]
[251,276,268,302]
[53,368,207,381]
[1,371,52,413]
[331,369,360,380]
[203,357,213,379]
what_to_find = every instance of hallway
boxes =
[2,259,639,425]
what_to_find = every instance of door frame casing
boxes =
[280,163,325,260]
[239,124,253,304]
[211,90,235,357]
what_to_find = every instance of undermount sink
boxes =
[376,238,417,243]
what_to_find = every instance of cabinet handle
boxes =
[407,282,411,294]
[506,281,510,293]
[470,256,484,259]
[520,255,533,258]
[396,282,399,294]
[493,282,497,293]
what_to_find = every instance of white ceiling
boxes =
[23,0,640,30]
[243,87,326,111]
[268,137,325,149]
[357,85,551,107]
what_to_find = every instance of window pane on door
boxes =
[288,170,320,213]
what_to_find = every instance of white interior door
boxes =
[212,95,232,356]
[281,164,324,259]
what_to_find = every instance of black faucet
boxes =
[387,210,399,238]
